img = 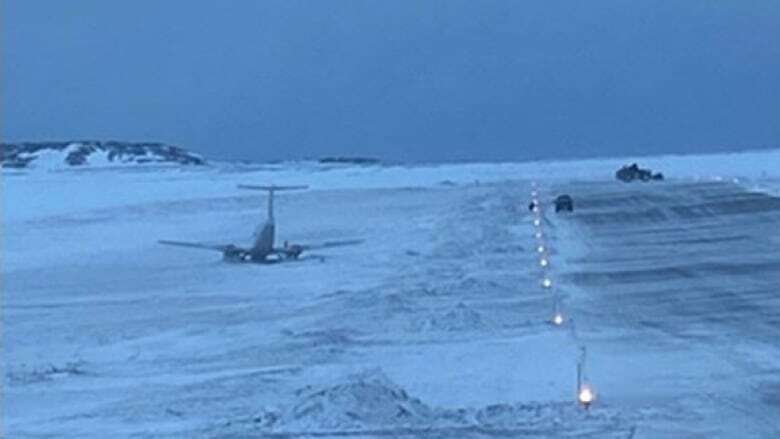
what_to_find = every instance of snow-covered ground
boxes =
[546,179,780,437]
[3,150,780,437]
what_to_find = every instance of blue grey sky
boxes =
[3,1,779,163]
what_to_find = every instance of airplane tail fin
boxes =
[239,184,308,258]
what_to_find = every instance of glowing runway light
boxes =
[539,258,549,267]
[533,219,541,227]
[552,312,564,326]
[578,386,595,409]
[537,245,545,254]
[542,278,552,288]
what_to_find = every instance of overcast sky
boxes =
[3,1,779,163]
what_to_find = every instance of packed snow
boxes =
[3,149,780,437]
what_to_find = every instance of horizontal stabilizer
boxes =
[238,184,309,191]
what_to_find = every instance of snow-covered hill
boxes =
[1,141,205,170]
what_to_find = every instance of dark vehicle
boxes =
[554,195,573,212]
[616,163,664,182]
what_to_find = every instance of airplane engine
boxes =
[223,245,251,263]
[284,244,304,259]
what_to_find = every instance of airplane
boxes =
[159,184,362,263]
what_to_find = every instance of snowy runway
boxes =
[4,158,780,437]
[549,180,780,437]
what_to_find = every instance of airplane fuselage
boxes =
[160,184,312,264]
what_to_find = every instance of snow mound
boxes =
[250,369,631,436]
[259,369,434,431]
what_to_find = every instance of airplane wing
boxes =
[272,239,363,255]
[158,240,234,252]
[300,239,365,251]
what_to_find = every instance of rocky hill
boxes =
[1,141,205,169]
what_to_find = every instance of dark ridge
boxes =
[318,157,381,165]
[0,141,206,169]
